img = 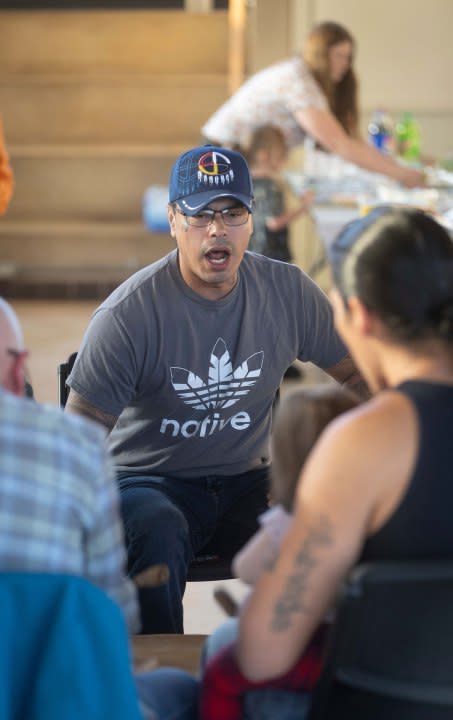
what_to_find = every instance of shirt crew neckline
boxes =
[168,249,242,309]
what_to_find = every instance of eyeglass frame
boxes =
[172,204,251,228]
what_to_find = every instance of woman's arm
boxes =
[295,106,424,188]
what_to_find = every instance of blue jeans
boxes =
[118,467,269,633]
[201,618,312,720]
[135,668,199,720]
[134,665,309,720]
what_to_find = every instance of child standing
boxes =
[247,125,314,264]
[247,126,315,379]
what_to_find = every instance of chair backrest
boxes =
[308,561,453,720]
[57,351,78,408]
[0,572,142,720]
[57,352,233,583]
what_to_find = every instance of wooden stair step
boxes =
[8,143,190,158]
[7,152,178,221]
[0,220,174,268]
[0,10,229,75]
[0,80,227,144]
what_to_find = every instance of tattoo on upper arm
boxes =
[65,391,118,432]
[271,514,334,632]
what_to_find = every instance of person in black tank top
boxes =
[233,207,453,696]
[134,207,453,719]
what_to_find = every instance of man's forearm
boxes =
[326,356,370,400]
[65,389,117,433]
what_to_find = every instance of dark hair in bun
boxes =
[329,206,453,343]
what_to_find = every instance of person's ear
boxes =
[329,287,348,324]
[8,351,28,397]
[347,296,374,336]
[167,204,177,239]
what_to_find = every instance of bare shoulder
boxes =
[65,389,118,433]
[296,389,418,537]
[306,389,417,473]
[334,388,417,442]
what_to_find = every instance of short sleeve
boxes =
[295,269,348,369]
[68,307,139,417]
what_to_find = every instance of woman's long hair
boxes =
[303,21,359,137]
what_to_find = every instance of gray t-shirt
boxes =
[68,250,347,478]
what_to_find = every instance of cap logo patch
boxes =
[197,151,234,187]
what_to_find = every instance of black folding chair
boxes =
[57,351,78,408]
[58,352,234,582]
[308,561,453,720]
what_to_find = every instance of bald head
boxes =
[0,298,27,395]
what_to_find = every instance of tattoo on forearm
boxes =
[271,514,334,632]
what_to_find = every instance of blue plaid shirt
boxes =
[0,388,139,633]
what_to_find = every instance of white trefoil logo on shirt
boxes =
[160,338,263,438]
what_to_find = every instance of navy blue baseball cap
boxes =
[169,145,254,216]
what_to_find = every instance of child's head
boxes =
[246,125,288,172]
[270,384,361,511]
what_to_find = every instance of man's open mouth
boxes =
[205,249,231,265]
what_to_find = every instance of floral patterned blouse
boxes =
[202,56,327,150]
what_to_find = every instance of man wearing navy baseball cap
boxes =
[169,145,254,215]
[65,143,366,634]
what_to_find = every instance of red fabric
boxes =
[200,625,327,720]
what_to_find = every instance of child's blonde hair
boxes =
[245,125,288,166]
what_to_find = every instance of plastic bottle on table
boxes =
[368,109,394,155]
[395,112,421,163]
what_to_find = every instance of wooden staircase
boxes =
[0,8,237,297]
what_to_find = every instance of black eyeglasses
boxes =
[174,206,250,228]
